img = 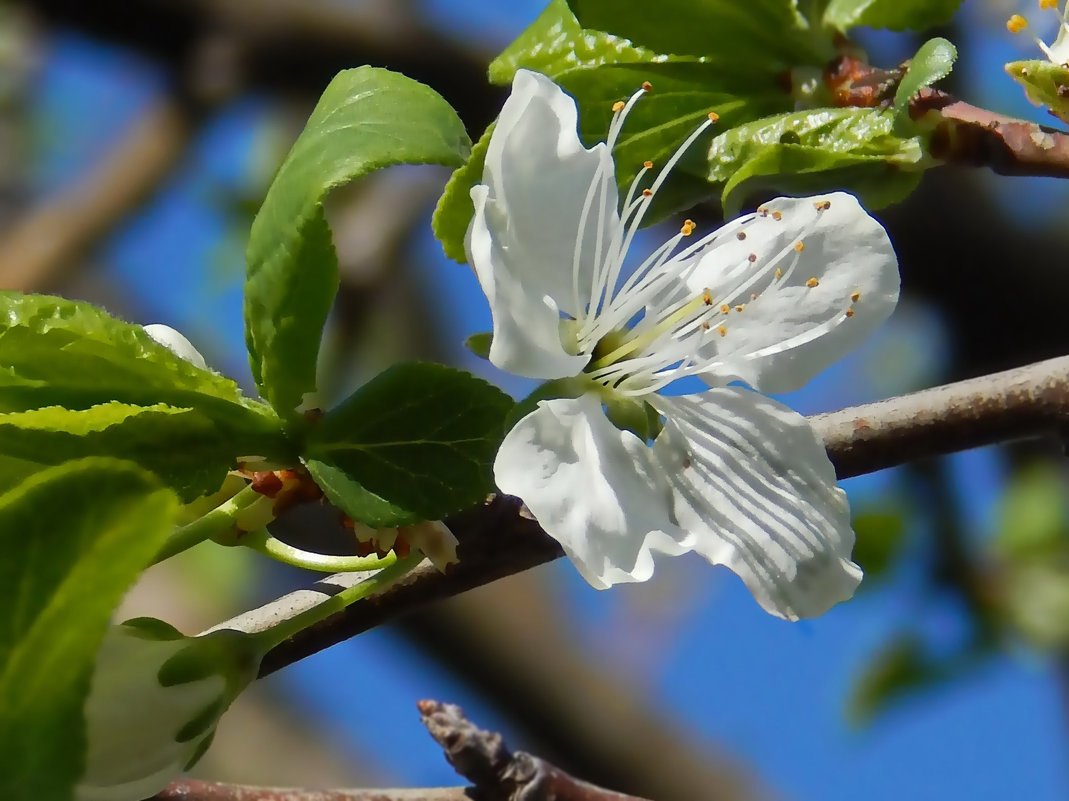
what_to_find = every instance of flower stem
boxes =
[152,484,262,565]
[239,528,396,573]
[247,553,424,653]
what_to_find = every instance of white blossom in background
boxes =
[466,69,900,620]
[143,323,209,370]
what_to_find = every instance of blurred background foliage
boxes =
[3,0,1069,799]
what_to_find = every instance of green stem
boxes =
[240,528,396,573]
[248,553,424,653]
[152,484,262,564]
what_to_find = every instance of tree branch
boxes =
[418,700,652,801]
[243,354,1069,676]
[0,100,188,290]
[154,779,469,800]
[915,88,1069,179]
[812,354,1069,478]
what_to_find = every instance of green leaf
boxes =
[489,0,660,85]
[706,107,927,213]
[0,459,177,801]
[893,38,957,114]
[1005,60,1069,126]
[0,403,256,501]
[851,507,906,581]
[244,67,471,417]
[0,293,274,431]
[561,61,793,219]
[823,0,964,33]
[304,457,416,528]
[1004,560,1069,651]
[304,363,513,523]
[846,633,980,725]
[567,0,830,66]
[996,464,1069,560]
[434,60,792,260]
[432,123,493,264]
[464,332,493,360]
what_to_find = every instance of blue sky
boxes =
[30,2,1069,798]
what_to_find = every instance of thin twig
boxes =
[418,700,652,801]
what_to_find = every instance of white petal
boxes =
[685,192,898,394]
[651,388,861,620]
[468,185,590,379]
[143,324,208,371]
[494,394,691,588]
[466,69,619,378]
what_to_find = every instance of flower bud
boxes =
[76,619,260,801]
[143,323,209,371]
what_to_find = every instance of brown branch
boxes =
[252,354,1069,676]
[812,353,1069,479]
[418,700,651,801]
[914,87,1069,179]
[155,779,469,800]
[0,100,188,291]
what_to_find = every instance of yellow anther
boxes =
[736,231,747,240]
[750,292,760,300]
[700,321,710,330]
[1007,14,1028,33]
[642,81,653,92]
[772,210,783,221]
[774,268,783,279]
[747,253,757,263]
[845,308,855,318]
[708,111,720,122]
[1041,0,1058,10]
[720,304,731,314]
[806,277,820,288]
[643,160,654,169]
[813,199,832,210]
[681,219,696,236]
[717,325,728,337]
[702,289,713,305]
[612,100,626,112]
[794,241,805,252]
[642,188,653,197]
[850,291,861,302]
[734,304,746,312]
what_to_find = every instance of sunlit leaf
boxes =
[0,460,177,801]
[245,67,471,416]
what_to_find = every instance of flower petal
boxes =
[685,192,898,394]
[494,394,692,588]
[651,388,861,620]
[468,185,590,379]
[467,69,619,379]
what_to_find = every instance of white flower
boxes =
[143,323,209,370]
[77,621,255,801]
[1008,1,1069,66]
[466,70,900,620]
